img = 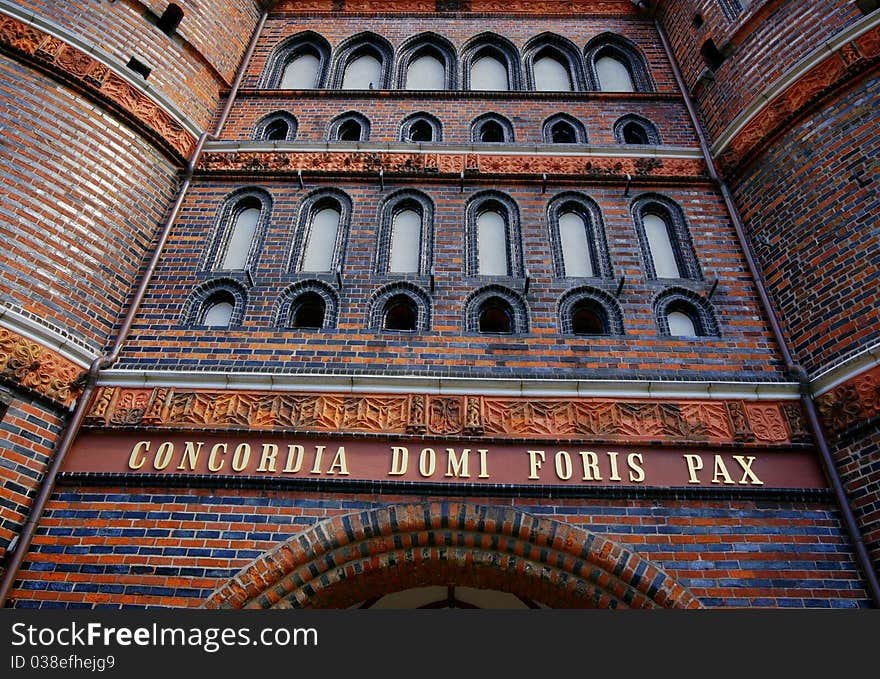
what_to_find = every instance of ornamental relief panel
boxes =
[721,25,880,173]
[84,386,804,447]
[816,364,880,438]
[197,151,705,181]
[274,0,634,14]
[0,15,194,159]
[0,328,83,406]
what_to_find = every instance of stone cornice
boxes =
[83,384,811,448]
[0,9,197,161]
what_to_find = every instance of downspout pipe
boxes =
[0,3,276,607]
[651,12,880,606]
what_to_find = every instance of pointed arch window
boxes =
[466,193,522,278]
[301,206,340,273]
[643,212,680,278]
[463,35,522,91]
[477,210,508,276]
[292,190,351,275]
[542,114,587,145]
[471,114,514,144]
[282,49,322,88]
[254,112,297,142]
[407,54,446,90]
[329,112,370,142]
[263,33,331,89]
[614,115,661,145]
[342,52,383,89]
[471,54,508,91]
[400,113,442,143]
[331,34,393,90]
[585,35,653,93]
[534,54,573,91]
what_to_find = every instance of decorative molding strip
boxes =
[815,363,880,439]
[274,0,637,16]
[83,385,811,447]
[811,341,880,398]
[0,11,196,160]
[96,369,803,400]
[196,149,707,180]
[0,327,85,407]
[0,305,97,368]
[714,18,880,173]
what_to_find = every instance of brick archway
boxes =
[203,503,701,609]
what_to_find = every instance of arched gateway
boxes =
[203,502,701,609]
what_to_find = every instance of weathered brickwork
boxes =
[116,179,783,381]
[0,54,179,353]
[4,487,867,609]
[5,0,263,128]
[730,77,880,376]
[3,0,879,609]
[0,394,64,559]
[659,0,865,142]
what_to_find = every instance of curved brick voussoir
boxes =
[203,502,702,609]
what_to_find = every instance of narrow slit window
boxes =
[389,209,422,273]
[301,207,340,272]
[559,211,594,277]
[477,210,508,276]
[643,212,681,278]
[221,206,260,270]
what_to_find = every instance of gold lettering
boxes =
[128,441,150,470]
[389,446,409,476]
[554,451,572,480]
[712,455,735,484]
[527,450,546,480]
[627,453,645,483]
[177,441,203,471]
[326,446,349,475]
[477,449,490,479]
[733,455,763,485]
[154,442,174,470]
[231,443,251,472]
[283,445,304,473]
[607,451,622,481]
[310,445,325,474]
[257,444,278,472]
[419,448,436,477]
[208,443,227,472]
[445,448,470,478]
[578,451,602,480]
[683,454,703,484]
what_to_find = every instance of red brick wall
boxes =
[5,485,868,608]
[8,0,263,128]
[0,54,179,352]
[659,0,863,142]
[0,395,65,559]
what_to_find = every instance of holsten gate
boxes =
[1,0,879,609]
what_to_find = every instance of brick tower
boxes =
[0,0,877,608]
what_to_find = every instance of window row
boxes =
[254,110,662,146]
[207,189,701,283]
[262,31,654,93]
[190,280,720,339]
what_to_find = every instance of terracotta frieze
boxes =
[274,0,635,15]
[0,328,83,407]
[0,14,195,160]
[84,385,807,447]
[816,364,880,438]
[197,150,706,181]
[719,23,880,173]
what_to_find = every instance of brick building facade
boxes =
[0,0,877,609]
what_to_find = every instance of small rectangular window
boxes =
[126,56,152,80]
